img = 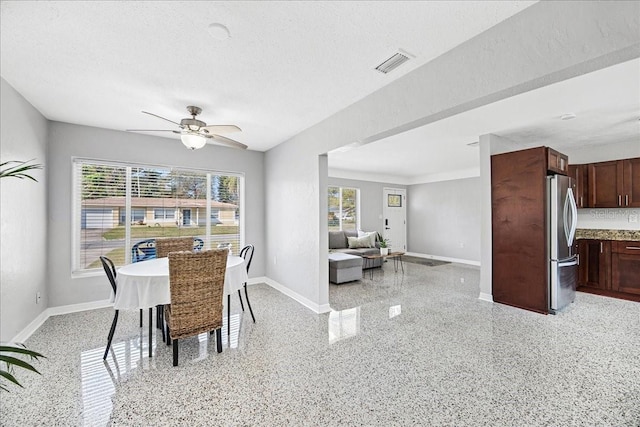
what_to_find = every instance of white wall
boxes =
[47,122,265,307]
[0,79,48,340]
[327,177,406,233]
[408,178,481,263]
[265,1,640,309]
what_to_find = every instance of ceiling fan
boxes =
[126,106,247,150]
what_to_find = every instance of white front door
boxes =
[382,188,407,252]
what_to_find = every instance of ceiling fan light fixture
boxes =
[181,133,207,150]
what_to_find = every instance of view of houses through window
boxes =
[74,159,242,272]
[328,186,358,231]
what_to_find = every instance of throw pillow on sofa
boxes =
[357,230,377,247]
[347,235,373,249]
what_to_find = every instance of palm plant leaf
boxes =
[0,344,45,391]
[0,160,43,181]
[0,355,42,374]
[0,345,45,359]
[0,370,22,391]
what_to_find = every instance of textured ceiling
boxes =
[329,58,640,183]
[0,1,536,152]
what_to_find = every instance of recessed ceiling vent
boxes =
[375,50,413,74]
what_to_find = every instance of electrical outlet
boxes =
[459,242,464,248]
[36,291,41,304]
[273,256,277,265]
[460,278,465,284]
[629,213,638,223]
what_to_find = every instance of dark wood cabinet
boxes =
[492,146,565,314]
[611,241,640,295]
[588,161,621,207]
[577,239,640,302]
[547,148,569,176]
[622,158,640,208]
[577,240,611,290]
[568,164,589,208]
[588,158,640,208]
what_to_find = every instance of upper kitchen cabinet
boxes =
[588,161,620,207]
[622,158,640,208]
[568,164,588,208]
[547,148,569,175]
[588,158,640,208]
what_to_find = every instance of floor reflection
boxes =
[328,306,360,344]
[389,305,401,319]
[81,312,243,425]
[83,336,146,426]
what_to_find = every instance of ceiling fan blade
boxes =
[201,125,242,134]
[141,111,181,126]
[206,134,248,150]
[126,129,176,132]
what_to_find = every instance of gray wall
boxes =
[328,177,406,234]
[408,178,481,262]
[264,1,639,309]
[47,122,265,307]
[1,78,49,340]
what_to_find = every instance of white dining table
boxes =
[112,255,248,358]
[113,255,248,309]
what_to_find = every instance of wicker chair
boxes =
[156,237,195,258]
[165,250,227,366]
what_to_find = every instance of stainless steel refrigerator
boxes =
[548,174,578,313]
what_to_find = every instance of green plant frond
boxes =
[0,160,43,181]
[0,355,41,375]
[0,345,46,359]
[0,370,23,389]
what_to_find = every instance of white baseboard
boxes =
[261,277,332,314]
[405,252,481,267]
[11,300,112,343]
[11,309,50,344]
[47,299,112,317]
[478,292,494,303]
[11,278,334,342]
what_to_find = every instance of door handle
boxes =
[626,195,629,206]
[625,246,640,250]
[618,195,622,206]
[600,242,603,253]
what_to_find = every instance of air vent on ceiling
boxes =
[375,50,413,74]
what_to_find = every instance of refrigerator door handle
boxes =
[563,188,578,247]
[558,255,579,267]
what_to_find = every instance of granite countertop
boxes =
[576,229,640,241]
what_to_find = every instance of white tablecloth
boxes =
[113,256,248,310]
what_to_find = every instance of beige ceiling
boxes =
[1,1,536,152]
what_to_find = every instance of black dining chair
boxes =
[100,256,144,360]
[238,244,256,323]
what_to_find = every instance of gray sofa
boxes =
[328,230,383,269]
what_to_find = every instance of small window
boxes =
[328,186,359,231]
[154,208,175,220]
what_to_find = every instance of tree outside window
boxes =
[328,186,358,231]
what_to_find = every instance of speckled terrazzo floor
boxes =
[1,262,639,426]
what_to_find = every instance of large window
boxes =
[328,186,359,231]
[73,159,242,273]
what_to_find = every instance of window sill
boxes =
[71,269,104,279]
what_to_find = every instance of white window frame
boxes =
[328,186,360,231]
[72,158,244,276]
